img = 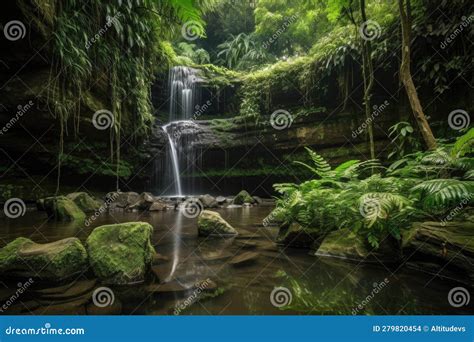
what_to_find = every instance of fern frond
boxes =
[413,179,473,209]
[451,128,474,158]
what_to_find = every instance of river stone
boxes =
[197,210,238,237]
[41,196,86,221]
[200,194,218,208]
[106,192,139,209]
[216,196,226,204]
[128,192,155,211]
[314,228,400,263]
[66,192,102,213]
[232,190,255,205]
[402,221,474,282]
[86,222,155,285]
[277,223,322,248]
[149,201,167,211]
[0,237,88,280]
[229,252,259,266]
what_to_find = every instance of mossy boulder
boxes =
[0,237,87,280]
[197,210,238,237]
[402,221,474,282]
[314,228,400,263]
[41,196,86,221]
[66,192,102,213]
[277,223,322,248]
[232,190,254,205]
[86,222,155,285]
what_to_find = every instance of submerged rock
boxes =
[197,210,238,237]
[314,228,400,263]
[66,192,102,213]
[277,223,322,248]
[0,237,87,280]
[40,196,86,221]
[149,200,167,211]
[86,222,155,285]
[199,194,218,208]
[229,252,259,266]
[232,190,255,205]
[402,221,474,282]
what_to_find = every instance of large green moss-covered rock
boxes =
[402,221,474,282]
[277,223,322,248]
[66,192,102,213]
[232,190,254,205]
[0,237,87,280]
[314,229,400,263]
[198,210,238,237]
[86,222,155,284]
[41,196,86,221]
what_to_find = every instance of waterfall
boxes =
[161,66,201,196]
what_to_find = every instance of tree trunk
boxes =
[398,0,437,150]
[360,0,376,160]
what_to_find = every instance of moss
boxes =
[43,196,86,221]
[0,237,87,280]
[86,222,155,285]
[232,190,254,204]
[197,211,237,237]
[66,192,102,213]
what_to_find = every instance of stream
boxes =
[0,207,469,315]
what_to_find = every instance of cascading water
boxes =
[161,66,201,196]
[161,66,202,282]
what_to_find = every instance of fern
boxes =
[451,128,474,158]
[413,179,473,210]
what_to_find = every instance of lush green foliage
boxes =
[273,133,473,248]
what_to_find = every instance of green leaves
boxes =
[413,179,473,212]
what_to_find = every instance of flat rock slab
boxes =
[229,252,259,267]
[37,280,96,300]
[201,251,234,262]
